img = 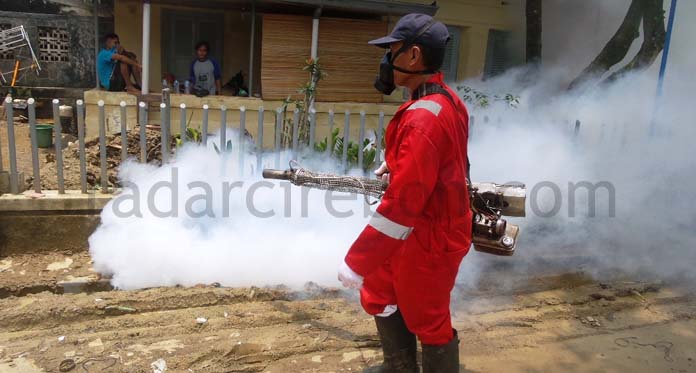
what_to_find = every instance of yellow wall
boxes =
[381,0,524,102]
[399,0,525,80]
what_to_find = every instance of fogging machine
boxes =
[262,162,525,256]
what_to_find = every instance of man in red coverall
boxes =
[338,14,472,373]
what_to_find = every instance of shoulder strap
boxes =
[413,83,471,183]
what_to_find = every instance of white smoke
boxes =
[455,0,696,286]
[89,138,374,290]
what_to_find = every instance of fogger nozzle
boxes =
[262,169,294,180]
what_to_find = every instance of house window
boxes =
[0,24,13,60]
[483,30,513,79]
[441,25,462,82]
[38,27,69,62]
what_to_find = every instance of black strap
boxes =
[412,82,471,182]
[411,82,454,103]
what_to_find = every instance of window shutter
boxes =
[484,30,512,79]
[441,25,461,82]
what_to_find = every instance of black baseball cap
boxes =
[368,13,450,49]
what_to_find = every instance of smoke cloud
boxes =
[89,141,374,290]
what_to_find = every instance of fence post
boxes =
[76,100,87,193]
[574,120,581,137]
[52,99,65,194]
[469,115,475,140]
[274,107,282,168]
[358,111,366,171]
[201,104,209,146]
[239,106,246,177]
[28,98,41,194]
[160,103,169,164]
[98,100,108,193]
[120,101,128,162]
[256,106,264,173]
[308,108,316,151]
[342,110,350,172]
[179,103,187,145]
[326,110,334,158]
[4,97,19,194]
[376,111,384,164]
[220,106,227,153]
[0,100,3,174]
[291,108,300,156]
[139,102,147,163]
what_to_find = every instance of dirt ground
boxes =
[0,251,695,373]
[1,118,169,192]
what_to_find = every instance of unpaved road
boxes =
[0,252,695,372]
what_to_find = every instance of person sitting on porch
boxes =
[189,41,222,96]
[97,33,142,94]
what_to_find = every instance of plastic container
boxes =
[35,124,54,148]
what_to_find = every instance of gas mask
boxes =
[373,46,439,95]
[373,20,439,95]
[374,52,398,95]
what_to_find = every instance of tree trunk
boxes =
[568,0,665,90]
[603,0,666,83]
[526,0,543,64]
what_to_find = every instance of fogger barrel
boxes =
[262,165,526,257]
[262,167,386,199]
[262,169,525,217]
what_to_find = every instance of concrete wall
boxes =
[0,191,111,255]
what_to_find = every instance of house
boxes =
[1,0,525,139]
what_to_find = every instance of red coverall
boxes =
[345,72,472,346]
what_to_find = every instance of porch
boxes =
[115,0,438,103]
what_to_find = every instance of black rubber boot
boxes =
[421,329,459,373]
[364,309,418,373]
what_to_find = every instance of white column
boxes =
[309,8,321,112]
[310,9,320,59]
[248,1,256,96]
[94,0,99,89]
[141,0,151,95]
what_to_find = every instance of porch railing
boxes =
[1,97,394,195]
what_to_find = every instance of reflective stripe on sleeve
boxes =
[407,100,442,116]
[375,304,398,317]
[368,212,413,240]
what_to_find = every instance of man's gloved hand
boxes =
[375,161,390,184]
[338,261,364,289]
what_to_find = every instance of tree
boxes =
[526,0,543,64]
[568,0,666,89]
